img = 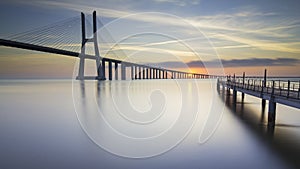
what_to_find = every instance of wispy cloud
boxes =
[156,58,300,68]
[211,34,300,53]
[39,1,300,54]
[153,0,200,6]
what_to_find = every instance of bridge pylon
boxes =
[77,11,106,80]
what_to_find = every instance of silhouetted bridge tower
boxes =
[0,11,216,80]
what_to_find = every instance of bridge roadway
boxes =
[0,38,215,80]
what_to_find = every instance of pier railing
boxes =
[219,77,300,100]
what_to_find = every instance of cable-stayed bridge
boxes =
[0,11,216,80]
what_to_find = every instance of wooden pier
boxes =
[217,70,300,126]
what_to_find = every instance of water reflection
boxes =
[0,80,294,169]
[219,87,300,168]
[73,80,203,158]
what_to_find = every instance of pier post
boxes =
[233,74,237,103]
[268,81,277,126]
[298,81,300,99]
[217,78,220,94]
[287,80,290,98]
[108,61,112,80]
[242,72,245,101]
[262,69,267,107]
[268,99,276,126]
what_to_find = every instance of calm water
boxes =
[0,79,299,169]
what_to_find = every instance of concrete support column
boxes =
[146,68,149,79]
[108,61,112,80]
[142,67,145,79]
[102,60,106,80]
[131,65,134,80]
[138,66,141,80]
[115,62,118,80]
[158,70,161,79]
[121,63,126,80]
[134,66,137,80]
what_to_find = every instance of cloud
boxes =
[211,34,300,54]
[153,0,200,6]
[154,58,300,68]
[219,58,300,67]
[38,1,300,55]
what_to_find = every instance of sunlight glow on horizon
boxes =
[0,0,299,77]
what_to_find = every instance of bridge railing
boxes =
[219,77,300,100]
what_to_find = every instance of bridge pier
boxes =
[146,68,149,79]
[142,67,145,79]
[131,65,134,80]
[115,62,118,80]
[77,54,85,80]
[138,66,142,79]
[101,60,106,80]
[121,63,126,80]
[77,11,105,80]
[108,61,112,80]
[134,66,137,80]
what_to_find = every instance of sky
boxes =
[0,0,299,78]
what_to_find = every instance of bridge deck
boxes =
[0,38,214,78]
